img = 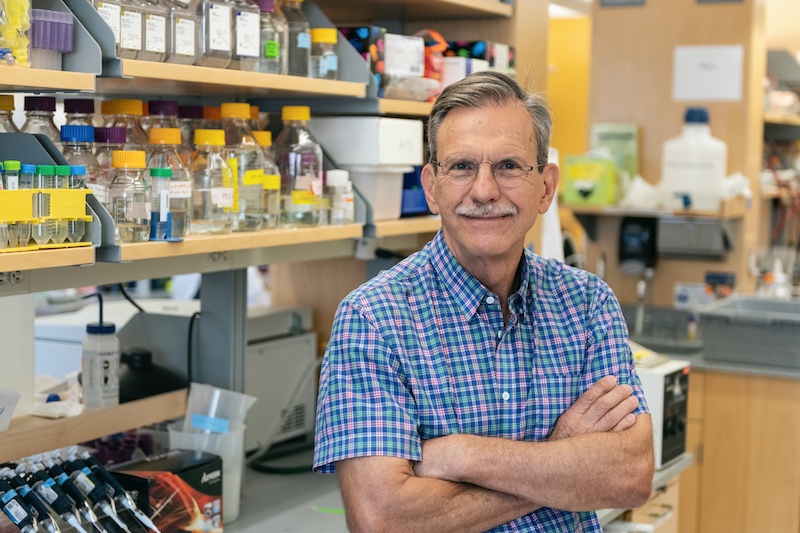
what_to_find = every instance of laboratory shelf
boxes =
[314,0,512,20]
[764,112,800,127]
[378,99,434,117]
[564,196,748,220]
[94,60,367,98]
[374,216,441,237]
[0,247,95,273]
[0,389,187,464]
[0,66,96,92]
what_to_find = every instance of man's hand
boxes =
[549,375,639,441]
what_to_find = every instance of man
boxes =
[314,71,654,532]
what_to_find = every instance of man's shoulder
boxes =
[345,247,434,308]
[527,253,612,304]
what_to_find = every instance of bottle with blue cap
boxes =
[660,106,728,212]
[81,293,120,411]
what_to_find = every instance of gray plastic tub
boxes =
[699,295,800,368]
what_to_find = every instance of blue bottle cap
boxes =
[20,163,36,173]
[86,323,116,334]
[684,107,709,124]
[70,165,86,176]
[60,124,95,143]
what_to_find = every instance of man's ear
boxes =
[421,163,440,215]
[538,163,559,215]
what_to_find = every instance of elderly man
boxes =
[314,71,654,532]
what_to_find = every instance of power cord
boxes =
[117,283,146,313]
[186,312,201,383]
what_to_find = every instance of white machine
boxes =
[34,299,318,452]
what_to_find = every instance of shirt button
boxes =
[502,391,510,401]
[486,296,496,304]
[497,330,503,339]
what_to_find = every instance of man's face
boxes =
[421,102,558,267]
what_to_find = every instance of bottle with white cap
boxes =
[325,169,354,225]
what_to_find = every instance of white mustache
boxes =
[455,203,518,217]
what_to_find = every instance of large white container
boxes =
[309,117,423,167]
[659,107,727,212]
[347,164,413,221]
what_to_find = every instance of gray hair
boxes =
[427,71,552,171]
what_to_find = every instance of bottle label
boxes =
[127,200,150,221]
[235,11,260,58]
[145,14,167,54]
[262,173,280,191]
[242,168,264,186]
[38,484,59,504]
[97,2,121,44]
[159,190,170,220]
[264,40,279,59]
[296,31,311,50]
[324,54,338,72]
[174,17,196,56]
[120,10,143,51]
[87,183,108,204]
[208,3,231,52]
[291,190,319,205]
[73,472,96,495]
[211,187,234,208]
[3,498,27,525]
[191,413,229,433]
[5,174,18,190]
[170,180,192,199]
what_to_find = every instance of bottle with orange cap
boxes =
[148,127,193,236]
[0,95,19,133]
[189,129,234,234]
[104,99,149,151]
[273,105,322,227]
[252,130,280,228]
[220,102,264,232]
[108,150,151,243]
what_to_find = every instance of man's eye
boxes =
[498,160,522,170]
[450,161,476,172]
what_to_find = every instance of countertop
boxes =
[667,352,800,380]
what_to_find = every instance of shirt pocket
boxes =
[527,371,582,440]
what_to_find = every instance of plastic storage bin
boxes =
[699,295,800,368]
[346,164,412,221]
[309,117,423,166]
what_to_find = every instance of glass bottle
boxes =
[250,104,262,131]
[32,165,55,246]
[144,100,179,134]
[105,99,149,151]
[279,0,309,76]
[20,96,60,145]
[221,102,263,232]
[252,130,280,228]
[230,0,260,71]
[119,0,146,59]
[61,125,103,199]
[64,98,96,126]
[325,169,354,225]
[0,95,19,132]
[309,27,337,80]
[189,129,234,234]
[254,0,287,75]
[196,0,232,68]
[109,150,151,243]
[147,127,192,236]
[273,105,322,227]
[203,105,221,129]
[94,126,127,206]
[178,104,204,165]
[164,0,199,64]
[100,100,115,126]
[140,0,169,62]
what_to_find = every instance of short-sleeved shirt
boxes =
[314,230,649,532]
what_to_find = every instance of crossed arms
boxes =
[337,376,655,533]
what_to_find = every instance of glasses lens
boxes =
[493,159,528,186]
[442,157,478,184]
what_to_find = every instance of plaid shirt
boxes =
[314,230,648,532]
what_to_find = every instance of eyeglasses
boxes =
[433,155,539,188]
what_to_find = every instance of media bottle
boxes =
[104,99,149,151]
[196,0,233,67]
[273,105,322,227]
[660,106,727,212]
[147,127,192,236]
[0,95,19,132]
[189,129,234,234]
[254,0,287,75]
[64,98,96,126]
[94,126,127,205]
[220,102,264,232]
[145,99,179,134]
[82,315,120,411]
[279,0,309,76]
[252,130,280,228]
[178,104,204,165]
[20,96,60,145]
[309,27,337,80]
[164,0,199,64]
[202,105,222,129]
[109,150,151,243]
[230,0,260,70]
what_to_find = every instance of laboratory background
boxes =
[0,0,798,531]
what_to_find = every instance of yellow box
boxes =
[561,155,617,206]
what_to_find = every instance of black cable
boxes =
[116,283,146,313]
[248,441,314,475]
[187,312,201,384]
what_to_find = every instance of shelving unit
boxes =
[311,0,512,20]
[565,197,748,221]
[378,99,433,117]
[374,216,441,237]
[0,67,95,92]
[0,247,95,273]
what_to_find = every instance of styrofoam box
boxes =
[347,165,413,221]
[309,117,424,166]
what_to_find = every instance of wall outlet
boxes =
[0,271,29,295]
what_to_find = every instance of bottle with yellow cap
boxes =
[252,130,280,228]
[108,150,151,243]
[0,95,19,133]
[221,102,264,232]
[273,105,322,227]
[309,27,337,80]
[104,99,149,151]
[148,127,193,236]
[189,129,234,234]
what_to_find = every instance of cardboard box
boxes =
[111,450,223,533]
[445,41,513,72]
[384,33,425,78]
[309,117,424,166]
[338,26,386,94]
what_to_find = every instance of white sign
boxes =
[673,45,743,101]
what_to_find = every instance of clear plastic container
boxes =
[252,130,280,228]
[19,165,35,248]
[21,96,60,146]
[94,0,124,56]
[309,27,337,80]
[229,0,260,71]
[50,166,72,245]
[196,0,232,67]
[32,165,55,246]
[144,99,179,133]
[178,104,204,165]
[140,0,169,62]
[189,129,234,234]
[82,322,120,411]
[0,95,19,133]
[254,0,286,75]
[2,160,22,248]
[325,169,354,225]
[273,105,322,227]
[660,106,728,212]
[105,99,149,151]
[68,165,87,243]
[94,126,127,206]
[148,167,174,239]
[63,98,96,126]
[109,150,151,242]
[147,127,192,236]
[119,0,146,59]
[164,0,199,64]
[221,102,263,232]
[280,0,309,76]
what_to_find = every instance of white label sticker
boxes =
[170,180,192,198]
[235,11,260,57]
[120,10,143,51]
[97,2,121,44]
[87,183,108,204]
[145,14,166,53]
[6,175,19,190]
[208,3,231,52]
[174,17,196,56]
[159,190,170,220]
[211,187,234,207]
